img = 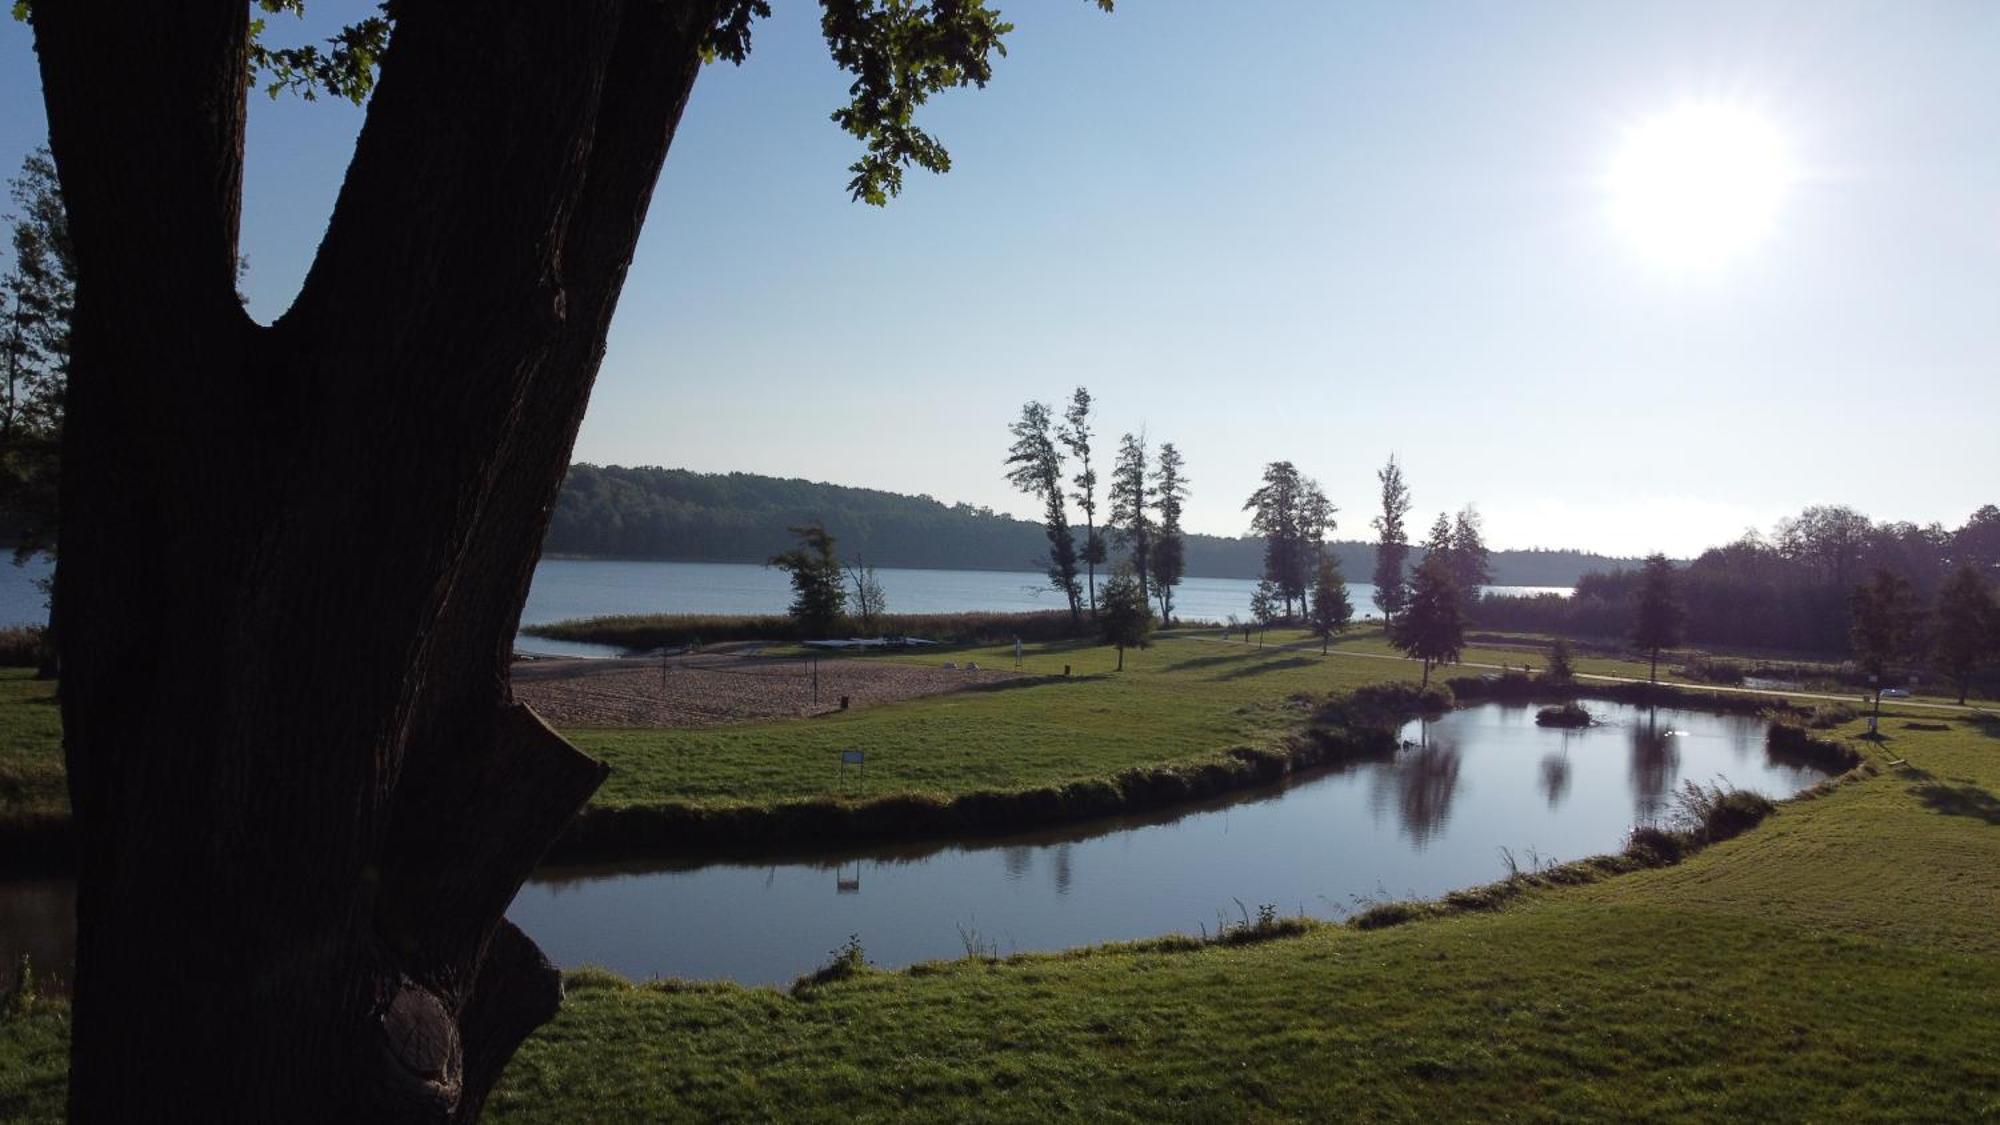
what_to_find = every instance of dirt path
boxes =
[513,651,1022,728]
[1171,633,1989,716]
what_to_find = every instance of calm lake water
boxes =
[1,703,1825,994]
[502,702,1825,987]
[0,554,1568,636]
[519,560,1566,656]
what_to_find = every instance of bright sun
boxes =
[1608,103,1794,271]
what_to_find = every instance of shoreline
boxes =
[0,678,1856,878]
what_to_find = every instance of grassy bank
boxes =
[553,635,1460,856]
[2,631,1881,866]
[9,633,1431,867]
[10,707,1991,1121]
[0,670,66,869]
[389,710,2000,1120]
[1234,622,1997,710]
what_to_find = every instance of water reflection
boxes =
[1002,846,1032,882]
[1628,708,1682,821]
[1393,739,1463,848]
[1539,742,1573,809]
[3,703,1832,992]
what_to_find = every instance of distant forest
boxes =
[1476,504,2000,656]
[544,464,1637,586]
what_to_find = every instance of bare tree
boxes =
[845,557,888,634]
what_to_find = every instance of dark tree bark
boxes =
[33,1,719,1119]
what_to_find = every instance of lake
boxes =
[517,560,1566,656]
[0,554,1569,648]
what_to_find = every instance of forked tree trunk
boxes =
[34,1,718,1119]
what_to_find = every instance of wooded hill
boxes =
[545,464,1636,585]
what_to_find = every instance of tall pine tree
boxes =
[1149,441,1188,624]
[769,522,846,636]
[1450,505,1492,593]
[1005,401,1080,627]
[1632,553,1684,684]
[1392,555,1466,687]
[1244,461,1330,619]
[1849,567,1919,709]
[1109,431,1153,606]
[1059,386,1104,615]
[1309,556,1354,654]
[1933,565,1996,704]
[1371,454,1411,624]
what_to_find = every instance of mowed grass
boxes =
[4,624,1976,830]
[572,621,1983,814]
[0,635,1411,830]
[7,690,1998,1119]
[1246,622,1997,710]
[471,709,2000,1122]
[575,632,1424,809]
[0,669,65,825]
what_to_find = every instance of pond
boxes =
[506,701,1825,986]
[0,701,1831,994]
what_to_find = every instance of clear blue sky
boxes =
[4,2,1996,556]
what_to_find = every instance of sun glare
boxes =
[1607,103,1793,271]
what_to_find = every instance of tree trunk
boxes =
[36,2,717,1119]
[1085,522,1096,616]
[1116,643,1124,672]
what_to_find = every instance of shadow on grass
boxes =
[957,672,1111,694]
[1909,780,2000,826]
[1213,656,1318,681]
[1163,650,1265,673]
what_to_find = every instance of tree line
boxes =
[1474,504,2000,665]
[1004,388,1190,628]
[538,462,1632,583]
[1226,453,1500,684]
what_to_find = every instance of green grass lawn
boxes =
[0,669,65,825]
[577,632,1422,810]
[7,681,1998,1119]
[577,624,1987,815]
[1249,623,1997,710]
[5,627,1980,832]
[493,710,2000,1120]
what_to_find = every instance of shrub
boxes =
[1623,825,1686,865]
[1546,639,1576,682]
[1320,681,1453,729]
[1804,702,1860,730]
[1349,901,1422,930]
[0,626,45,668]
[793,934,870,992]
[1671,780,1775,843]
[1534,702,1593,728]
[1675,657,1748,685]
